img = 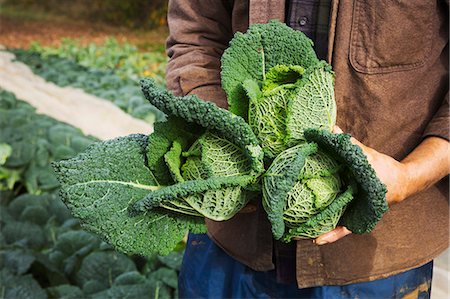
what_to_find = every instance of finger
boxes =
[238,202,257,213]
[348,136,374,164]
[314,226,352,245]
[349,136,366,149]
[333,125,344,134]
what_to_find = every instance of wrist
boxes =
[396,137,450,204]
[393,161,415,204]
[386,161,410,204]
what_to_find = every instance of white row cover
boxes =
[0,50,153,141]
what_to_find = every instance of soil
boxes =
[0,14,168,50]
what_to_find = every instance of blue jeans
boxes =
[179,233,433,299]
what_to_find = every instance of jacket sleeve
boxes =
[422,2,450,141]
[422,91,449,141]
[165,0,233,108]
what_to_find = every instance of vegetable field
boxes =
[0,16,448,299]
[0,38,183,298]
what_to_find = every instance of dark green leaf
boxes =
[46,284,84,299]
[0,269,48,299]
[75,251,136,289]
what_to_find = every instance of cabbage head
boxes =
[175,132,252,221]
[244,62,336,159]
[263,143,354,241]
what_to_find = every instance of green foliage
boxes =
[0,268,47,299]
[0,89,97,194]
[53,78,267,256]
[46,285,84,299]
[304,129,388,234]
[262,143,318,239]
[0,190,184,299]
[246,65,299,158]
[53,134,206,256]
[177,133,252,220]
[141,78,265,177]
[222,22,387,240]
[75,251,136,289]
[147,116,202,185]
[285,62,336,146]
[262,127,388,241]
[11,50,165,124]
[0,143,12,165]
[263,142,354,240]
[164,140,185,183]
[222,22,336,159]
[221,20,319,118]
[29,37,167,85]
[0,89,185,298]
[131,175,254,213]
[283,185,354,241]
[0,143,20,191]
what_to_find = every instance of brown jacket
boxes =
[166,0,449,288]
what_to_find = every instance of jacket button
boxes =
[298,16,308,26]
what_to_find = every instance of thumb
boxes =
[314,226,352,245]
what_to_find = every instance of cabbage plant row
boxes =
[0,90,181,299]
[11,49,165,125]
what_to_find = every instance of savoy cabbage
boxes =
[54,21,388,255]
[54,79,264,255]
[222,21,387,241]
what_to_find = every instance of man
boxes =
[165,1,449,297]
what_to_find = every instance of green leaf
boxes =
[263,143,318,239]
[76,251,136,290]
[262,64,304,93]
[147,117,202,185]
[148,267,178,289]
[304,129,388,234]
[53,134,205,256]
[0,167,20,191]
[242,79,262,102]
[113,271,146,285]
[90,282,162,299]
[0,269,47,299]
[221,21,319,118]
[164,140,184,183]
[2,221,46,248]
[49,230,101,275]
[7,193,52,219]
[46,284,84,299]
[82,280,106,296]
[0,143,12,165]
[47,195,72,224]
[0,249,36,275]
[285,64,336,145]
[141,78,265,178]
[157,251,183,271]
[284,185,354,240]
[19,205,49,225]
[131,175,255,218]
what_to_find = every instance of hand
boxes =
[310,126,410,245]
[334,126,409,205]
[312,126,450,245]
